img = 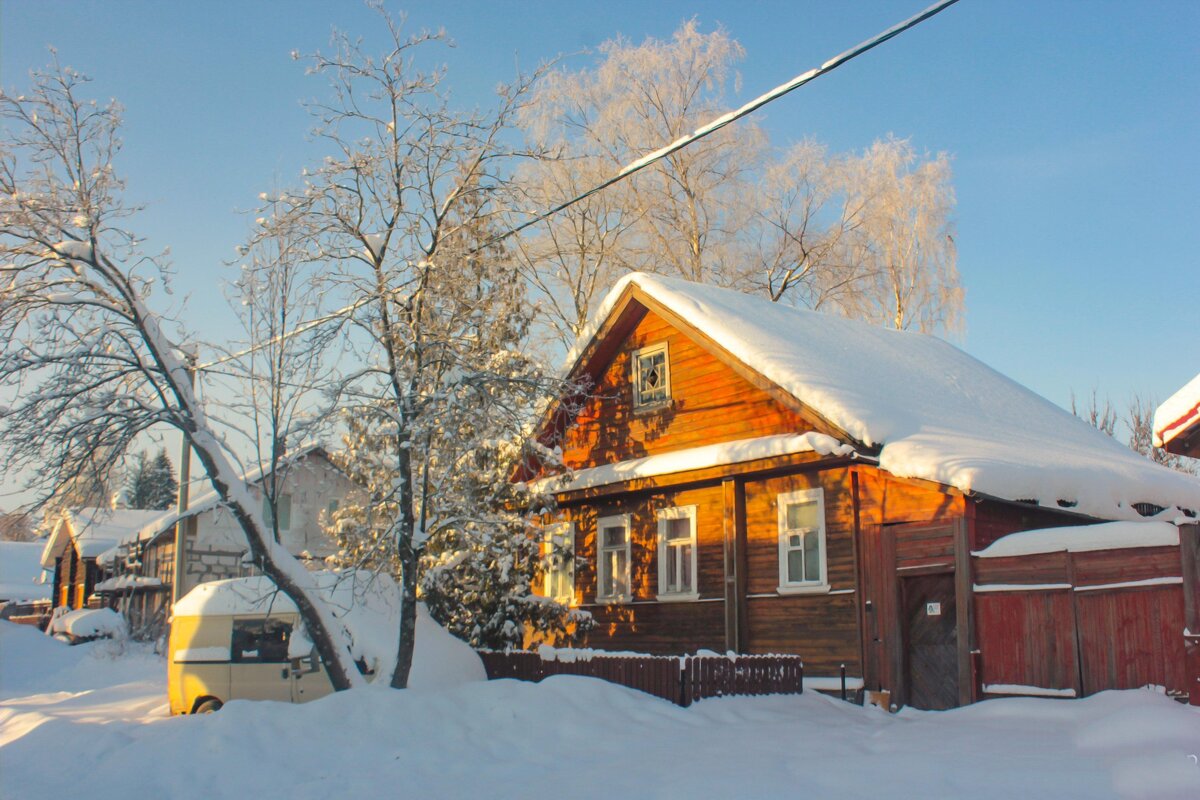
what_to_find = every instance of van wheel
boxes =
[194,698,223,714]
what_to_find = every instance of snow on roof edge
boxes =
[1153,372,1200,448]
[529,432,857,494]
[973,520,1180,558]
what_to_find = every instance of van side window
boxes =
[231,618,292,663]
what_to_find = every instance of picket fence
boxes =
[477,650,804,707]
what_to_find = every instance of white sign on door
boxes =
[926,602,942,616]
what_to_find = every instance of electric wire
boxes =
[193,0,959,373]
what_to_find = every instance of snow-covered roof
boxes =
[973,520,1180,558]
[1153,372,1200,451]
[533,432,856,494]
[90,444,335,567]
[0,541,51,602]
[128,442,331,546]
[93,575,163,592]
[569,273,1200,520]
[40,508,167,568]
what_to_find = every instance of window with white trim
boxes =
[777,488,827,592]
[596,514,632,602]
[541,522,575,604]
[656,505,698,600]
[632,342,670,409]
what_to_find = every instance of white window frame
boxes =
[541,521,576,605]
[776,488,829,595]
[656,505,699,602]
[596,514,632,603]
[631,342,671,410]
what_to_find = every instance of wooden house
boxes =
[518,273,1200,709]
[1155,373,1200,459]
[40,508,166,613]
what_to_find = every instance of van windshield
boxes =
[231,618,292,663]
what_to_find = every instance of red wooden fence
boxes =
[973,537,1192,701]
[478,650,805,707]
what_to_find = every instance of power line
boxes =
[195,0,960,371]
[484,0,960,250]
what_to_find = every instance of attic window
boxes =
[632,342,670,410]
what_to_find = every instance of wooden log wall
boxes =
[558,309,811,470]
[557,465,870,676]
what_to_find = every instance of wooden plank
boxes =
[722,479,739,653]
[1180,523,1200,706]
[953,518,976,705]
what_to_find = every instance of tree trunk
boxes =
[187,437,361,691]
[390,435,419,689]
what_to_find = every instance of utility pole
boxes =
[171,345,198,607]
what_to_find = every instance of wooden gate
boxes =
[902,573,960,709]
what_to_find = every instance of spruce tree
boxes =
[146,449,179,509]
[124,451,153,509]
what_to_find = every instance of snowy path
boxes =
[1,621,1197,799]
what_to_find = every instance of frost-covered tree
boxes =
[517,21,762,344]
[227,193,345,543]
[516,22,963,349]
[1071,390,1118,437]
[263,10,580,687]
[0,56,365,690]
[843,137,961,334]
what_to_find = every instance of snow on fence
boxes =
[477,649,804,707]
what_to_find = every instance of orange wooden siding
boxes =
[560,309,812,471]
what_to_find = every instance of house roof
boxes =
[0,541,51,602]
[557,272,1200,521]
[45,444,335,569]
[124,443,333,551]
[1153,373,1200,457]
[39,508,167,568]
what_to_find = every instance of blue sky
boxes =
[1,1,1197,494]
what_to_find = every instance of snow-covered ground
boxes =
[1,621,1197,800]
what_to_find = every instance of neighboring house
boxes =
[0,540,55,628]
[1154,373,1200,459]
[98,445,356,637]
[519,273,1200,709]
[0,541,51,604]
[40,508,165,612]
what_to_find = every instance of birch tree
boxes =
[0,57,366,690]
[516,23,963,348]
[843,137,962,333]
[518,21,764,344]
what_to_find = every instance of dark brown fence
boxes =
[478,650,804,707]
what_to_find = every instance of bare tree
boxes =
[0,511,35,542]
[0,56,365,689]
[1127,394,1198,475]
[1071,389,1119,437]
[224,194,347,543]
[748,140,869,309]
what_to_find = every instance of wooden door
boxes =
[902,573,959,709]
